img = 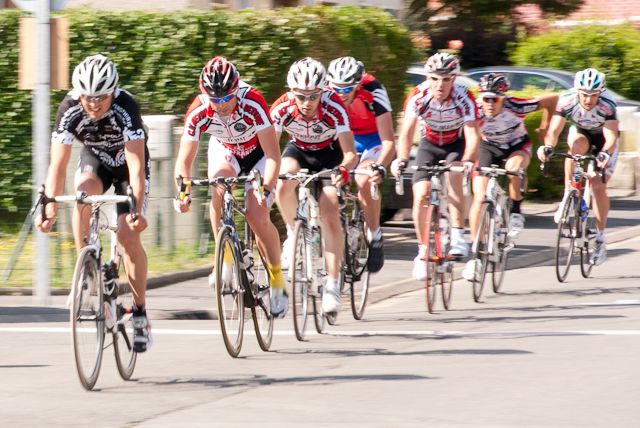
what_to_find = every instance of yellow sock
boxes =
[267,263,286,289]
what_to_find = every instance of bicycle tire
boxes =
[424,205,438,313]
[70,246,105,391]
[214,226,244,358]
[249,234,273,352]
[492,202,510,293]
[472,204,491,303]
[580,214,596,278]
[438,213,453,310]
[555,193,578,283]
[291,219,311,341]
[348,207,370,320]
[113,280,137,381]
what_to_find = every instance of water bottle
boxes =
[580,199,588,220]
[311,228,322,257]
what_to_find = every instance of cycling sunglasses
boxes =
[209,93,236,104]
[481,95,505,103]
[293,91,322,102]
[82,93,112,103]
[428,75,454,83]
[331,85,357,94]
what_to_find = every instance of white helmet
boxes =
[574,68,605,91]
[424,52,460,75]
[327,56,365,86]
[287,57,327,91]
[72,54,119,97]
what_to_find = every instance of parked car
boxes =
[466,66,640,108]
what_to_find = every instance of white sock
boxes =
[596,230,605,242]
[367,227,382,242]
[286,224,294,238]
[452,227,464,240]
[418,244,427,257]
[326,277,339,291]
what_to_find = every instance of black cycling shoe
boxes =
[367,235,384,273]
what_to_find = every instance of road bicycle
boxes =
[468,166,525,302]
[335,168,379,322]
[32,186,138,391]
[177,171,273,357]
[397,161,468,313]
[280,169,337,341]
[543,153,600,282]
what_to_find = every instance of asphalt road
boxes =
[1,195,639,427]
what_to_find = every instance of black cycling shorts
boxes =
[573,127,606,153]
[413,139,465,184]
[282,141,343,187]
[77,146,151,216]
[478,138,531,168]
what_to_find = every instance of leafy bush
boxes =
[0,6,419,214]
[510,24,640,100]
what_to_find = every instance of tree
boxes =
[404,0,585,67]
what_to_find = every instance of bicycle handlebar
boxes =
[476,166,527,195]
[395,163,471,196]
[176,169,265,205]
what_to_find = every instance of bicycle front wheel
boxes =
[347,209,370,320]
[492,204,510,293]
[291,220,311,341]
[113,282,137,380]
[438,213,453,310]
[249,235,273,352]
[424,205,439,313]
[215,227,244,358]
[555,194,577,283]
[580,214,596,278]
[70,246,105,391]
[472,204,491,303]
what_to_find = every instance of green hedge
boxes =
[0,6,419,214]
[510,24,640,101]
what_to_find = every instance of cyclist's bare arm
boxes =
[124,138,148,230]
[374,111,396,168]
[461,121,481,162]
[36,143,72,232]
[174,135,199,212]
[542,114,566,153]
[337,130,358,171]
[535,93,560,138]
[256,125,281,192]
[602,120,619,154]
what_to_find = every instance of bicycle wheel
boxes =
[438,213,453,310]
[492,203,510,293]
[424,205,438,313]
[347,207,370,320]
[580,213,596,278]
[214,226,244,358]
[113,279,137,381]
[471,204,491,303]
[291,220,311,341]
[555,193,577,283]
[249,237,273,351]
[70,246,105,391]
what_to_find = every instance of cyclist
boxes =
[174,56,289,317]
[326,56,396,273]
[537,68,619,265]
[391,52,481,281]
[462,73,558,280]
[271,57,358,315]
[34,54,152,352]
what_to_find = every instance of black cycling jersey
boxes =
[51,88,148,168]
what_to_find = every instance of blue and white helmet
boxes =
[72,54,119,97]
[574,68,605,92]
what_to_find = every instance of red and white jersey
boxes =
[345,73,392,135]
[403,83,478,146]
[477,96,540,147]
[270,89,351,151]
[181,81,272,159]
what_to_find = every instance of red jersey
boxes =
[345,73,392,135]
[403,82,478,146]
[181,81,272,159]
[270,89,351,151]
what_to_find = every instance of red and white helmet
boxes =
[424,52,460,75]
[72,54,118,97]
[287,57,327,91]
[199,56,240,98]
[327,56,365,86]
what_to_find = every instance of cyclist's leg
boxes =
[590,134,618,265]
[208,139,239,234]
[504,140,531,235]
[565,127,590,192]
[274,143,302,269]
[444,140,468,256]
[73,147,106,252]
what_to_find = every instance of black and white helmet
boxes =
[327,56,365,86]
[424,52,460,75]
[72,54,119,97]
[287,57,327,91]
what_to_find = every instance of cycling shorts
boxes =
[413,138,465,184]
[478,139,531,168]
[568,126,619,176]
[76,146,150,216]
[208,139,268,190]
[282,141,343,187]
[354,132,382,153]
